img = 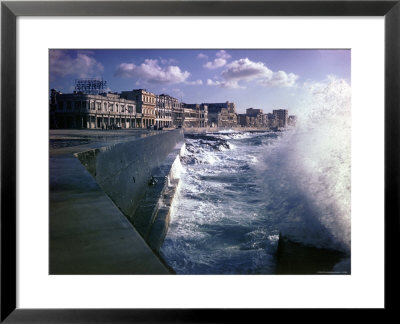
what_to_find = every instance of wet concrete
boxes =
[49,129,182,274]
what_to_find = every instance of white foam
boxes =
[259,76,351,252]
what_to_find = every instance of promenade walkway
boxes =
[50,129,170,274]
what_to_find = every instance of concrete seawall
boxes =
[76,130,184,253]
[50,129,184,274]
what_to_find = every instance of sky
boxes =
[49,49,350,114]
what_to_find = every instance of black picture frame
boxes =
[1,0,399,322]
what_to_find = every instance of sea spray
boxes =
[160,78,351,273]
[167,144,185,186]
[257,77,351,253]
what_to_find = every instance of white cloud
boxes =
[114,59,190,84]
[203,58,227,69]
[216,50,231,60]
[222,58,272,82]
[208,58,298,89]
[185,79,203,85]
[116,63,136,78]
[203,50,232,69]
[207,79,221,86]
[258,71,299,87]
[206,78,244,89]
[197,53,208,60]
[50,50,104,78]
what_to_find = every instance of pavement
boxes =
[49,129,171,274]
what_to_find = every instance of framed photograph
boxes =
[1,0,398,322]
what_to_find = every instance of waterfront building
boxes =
[50,90,139,129]
[266,113,279,129]
[273,109,289,128]
[249,116,257,127]
[120,89,156,127]
[172,99,184,128]
[182,104,208,127]
[204,101,237,127]
[245,108,265,127]
[262,113,269,127]
[217,108,228,127]
[155,94,175,128]
[51,81,289,130]
[237,114,250,127]
[246,108,263,116]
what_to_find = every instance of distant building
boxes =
[273,109,289,128]
[237,114,250,127]
[50,82,291,131]
[204,101,237,127]
[172,99,184,128]
[267,113,279,129]
[155,94,176,128]
[120,89,156,127]
[245,108,265,127]
[261,113,269,127]
[246,108,263,116]
[249,116,257,127]
[182,103,208,127]
[50,90,139,129]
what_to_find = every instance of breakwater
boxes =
[50,129,184,274]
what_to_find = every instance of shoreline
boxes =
[182,126,276,134]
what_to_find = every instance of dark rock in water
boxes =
[184,133,230,151]
[275,234,350,275]
[199,139,229,151]
[184,133,222,141]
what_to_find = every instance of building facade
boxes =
[273,109,289,128]
[237,114,250,127]
[50,90,139,129]
[246,108,263,116]
[266,113,279,129]
[155,94,175,128]
[120,89,156,127]
[182,104,208,127]
[172,100,184,128]
[50,82,291,130]
[204,101,237,127]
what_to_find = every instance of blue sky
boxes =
[49,49,350,114]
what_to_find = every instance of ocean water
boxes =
[160,78,351,274]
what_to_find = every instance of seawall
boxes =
[50,129,184,274]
